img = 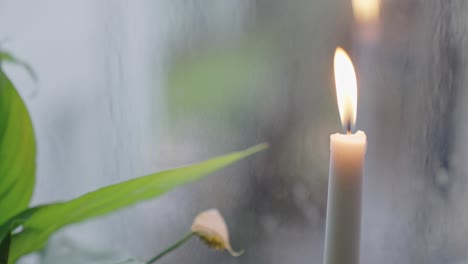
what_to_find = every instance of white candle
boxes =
[323,48,367,264]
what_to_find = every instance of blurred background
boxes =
[1,0,468,263]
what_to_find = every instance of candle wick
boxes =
[346,121,352,135]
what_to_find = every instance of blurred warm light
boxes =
[334,47,357,132]
[352,0,380,24]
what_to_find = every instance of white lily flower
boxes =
[191,209,243,256]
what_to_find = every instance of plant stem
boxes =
[146,232,195,264]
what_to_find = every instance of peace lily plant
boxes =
[0,49,267,264]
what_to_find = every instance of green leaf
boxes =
[0,69,36,225]
[0,51,37,81]
[0,233,10,264]
[2,143,267,263]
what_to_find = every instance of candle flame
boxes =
[334,47,357,133]
[352,0,380,24]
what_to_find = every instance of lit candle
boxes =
[323,47,367,264]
